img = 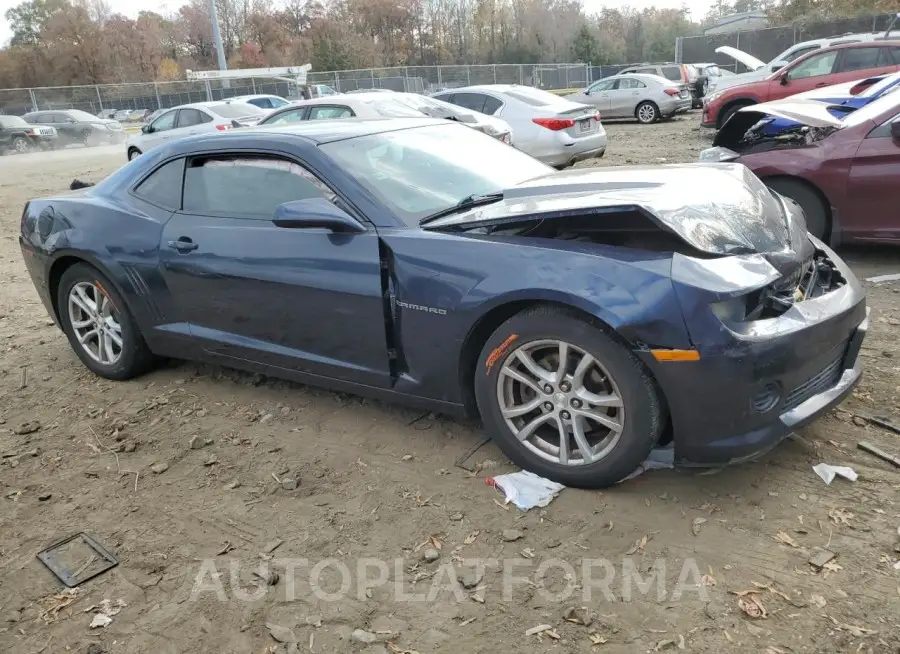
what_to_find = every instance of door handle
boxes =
[168,238,198,252]
[815,82,827,87]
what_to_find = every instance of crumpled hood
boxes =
[427,164,803,258]
[715,46,766,71]
[732,97,846,128]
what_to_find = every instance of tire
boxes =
[635,101,659,124]
[12,136,31,154]
[718,101,754,129]
[80,130,91,146]
[57,263,156,380]
[474,305,665,488]
[765,178,829,241]
[127,147,142,161]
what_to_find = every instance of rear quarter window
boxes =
[661,66,682,81]
[133,159,185,210]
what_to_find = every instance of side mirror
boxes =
[891,121,900,140]
[273,198,365,233]
[141,125,151,134]
[779,71,790,85]
[771,62,786,73]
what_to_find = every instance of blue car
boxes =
[18,119,867,487]
[757,71,900,135]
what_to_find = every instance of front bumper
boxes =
[649,241,867,466]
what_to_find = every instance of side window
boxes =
[54,113,71,123]
[891,47,900,64]
[308,106,353,120]
[782,45,820,63]
[878,47,898,66]
[453,93,488,113]
[151,110,177,132]
[265,108,306,125]
[636,67,657,75]
[133,159,184,210]
[866,112,900,139]
[588,79,616,93]
[182,156,335,219]
[433,93,454,104]
[176,109,206,128]
[660,66,682,81]
[481,95,502,115]
[838,47,882,73]
[618,78,647,90]
[788,51,838,80]
[249,98,271,109]
[270,97,289,108]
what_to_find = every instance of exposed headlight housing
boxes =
[699,146,739,163]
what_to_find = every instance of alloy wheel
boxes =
[14,138,29,153]
[67,281,124,366]
[638,104,656,123]
[496,339,625,466]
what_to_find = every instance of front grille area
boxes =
[783,352,845,412]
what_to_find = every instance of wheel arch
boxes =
[716,96,757,128]
[47,252,135,326]
[760,174,833,240]
[634,100,659,121]
[457,297,640,417]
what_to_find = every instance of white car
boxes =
[708,25,899,94]
[227,94,291,110]
[125,101,265,160]
[257,92,515,144]
[431,85,606,167]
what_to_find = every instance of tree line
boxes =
[0,0,895,89]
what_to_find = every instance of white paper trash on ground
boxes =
[487,471,565,510]
[865,273,900,285]
[813,463,858,485]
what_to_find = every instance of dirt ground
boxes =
[2,113,900,654]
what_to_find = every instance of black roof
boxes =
[239,117,446,144]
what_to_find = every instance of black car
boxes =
[0,115,57,154]
[24,109,125,146]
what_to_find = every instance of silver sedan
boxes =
[566,74,692,124]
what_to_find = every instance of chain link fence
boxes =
[0,64,592,116]
[678,12,898,71]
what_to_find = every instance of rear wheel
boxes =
[474,306,664,488]
[127,147,142,161]
[57,263,156,380]
[80,130,91,146]
[765,178,829,241]
[635,101,659,124]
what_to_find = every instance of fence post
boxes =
[736,32,740,57]
[95,85,104,112]
[437,66,442,87]
[371,69,375,89]
[252,78,256,94]
[467,66,471,85]
[154,83,162,109]
[28,88,37,112]
[519,65,523,85]
[493,65,497,83]
[204,79,212,101]
[675,36,683,64]
[334,72,339,91]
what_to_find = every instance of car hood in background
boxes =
[714,46,766,71]
[426,163,803,258]
[733,98,846,128]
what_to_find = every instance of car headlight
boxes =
[699,146,739,163]
[704,90,723,104]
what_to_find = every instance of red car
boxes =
[700,89,900,244]
[702,41,900,129]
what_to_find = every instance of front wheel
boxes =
[12,136,31,154]
[57,263,156,380]
[127,147,142,161]
[635,101,659,124]
[474,306,665,488]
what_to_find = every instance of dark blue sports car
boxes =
[19,118,868,487]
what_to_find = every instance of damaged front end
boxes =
[701,99,843,162]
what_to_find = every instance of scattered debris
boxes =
[486,471,564,510]
[852,414,900,436]
[401,454,414,461]
[150,462,169,474]
[810,594,827,608]
[459,567,484,589]
[812,463,857,485]
[823,615,877,637]
[700,566,717,587]
[189,435,209,450]
[89,599,126,629]
[37,532,119,588]
[857,441,900,469]
[13,421,41,435]
[422,548,440,563]
[501,529,524,542]
[203,454,218,466]
[734,591,767,619]
[808,548,837,570]
[563,606,592,626]
[626,535,650,555]
[525,624,555,637]
[263,539,284,554]
[89,613,112,629]
[464,531,479,545]
[449,512,464,521]
[621,446,675,481]
[774,531,799,548]
[691,517,707,536]
[267,622,297,643]
[350,628,377,644]
[828,508,854,525]
[253,569,279,585]
[865,272,900,284]
[38,492,52,502]
[281,473,300,491]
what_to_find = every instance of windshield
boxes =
[843,86,900,128]
[209,102,264,118]
[320,123,550,225]
[503,87,576,109]
[359,97,425,117]
[0,115,28,127]
[68,109,102,122]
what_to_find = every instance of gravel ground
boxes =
[1,114,899,654]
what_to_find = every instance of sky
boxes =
[1,0,719,46]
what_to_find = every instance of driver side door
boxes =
[770,50,839,100]
[574,79,614,113]
[144,109,178,149]
[158,151,391,387]
[845,113,900,242]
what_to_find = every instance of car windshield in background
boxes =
[320,123,550,225]
[360,98,425,117]
[661,66,682,81]
[68,110,102,122]
[209,103,264,118]
[0,115,29,127]
[704,65,722,77]
[503,87,573,108]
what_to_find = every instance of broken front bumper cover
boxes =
[646,236,867,467]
